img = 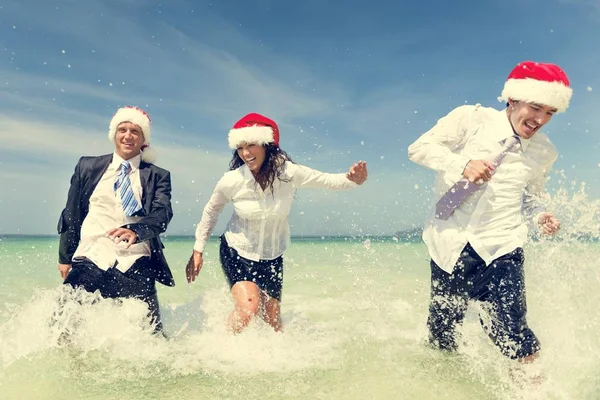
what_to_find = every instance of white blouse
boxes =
[194,161,358,261]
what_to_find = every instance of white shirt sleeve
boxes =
[522,153,558,227]
[407,105,475,177]
[288,163,358,190]
[193,176,232,253]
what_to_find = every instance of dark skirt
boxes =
[219,235,284,301]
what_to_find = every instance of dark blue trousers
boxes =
[427,243,540,359]
[63,257,163,333]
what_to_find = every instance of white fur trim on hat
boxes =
[498,78,573,113]
[108,107,152,144]
[140,145,157,164]
[228,125,274,149]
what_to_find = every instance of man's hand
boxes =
[107,227,138,249]
[463,160,495,184]
[186,251,203,283]
[58,264,72,280]
[538,212,560,236]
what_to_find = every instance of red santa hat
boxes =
[108,106,157,163]
[498,61,573,113]
[228,113,280,149]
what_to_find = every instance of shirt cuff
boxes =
[345,178,359,188]
[446,155,471,178]
[193,241,206,253]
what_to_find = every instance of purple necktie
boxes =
[435,134,520,220]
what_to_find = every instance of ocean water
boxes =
[0,235,599,400]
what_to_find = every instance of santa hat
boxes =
[498,61,572,113]
[228,113,280,149]
[108,106,157,163]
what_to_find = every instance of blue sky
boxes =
[0,0,599,236]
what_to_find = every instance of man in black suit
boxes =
[57,106,174,333]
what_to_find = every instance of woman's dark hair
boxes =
[229,143,294,193]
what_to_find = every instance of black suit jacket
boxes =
[57,154,175,287]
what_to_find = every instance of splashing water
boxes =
[0,183,599,399]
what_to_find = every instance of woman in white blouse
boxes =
[186,112,368,333]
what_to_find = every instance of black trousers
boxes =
[63,257,163,333]
[427,243,540,359]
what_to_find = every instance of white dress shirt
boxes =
[73,153,151,272]
[408,105,558,273]
[194,162,358,261]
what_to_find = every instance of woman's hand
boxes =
[186,250,204,283]
[346,161,368,185]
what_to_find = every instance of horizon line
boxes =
[0,230,424,239]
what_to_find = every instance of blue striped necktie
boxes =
[114,160,142,217]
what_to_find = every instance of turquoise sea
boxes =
[0,235,598,400]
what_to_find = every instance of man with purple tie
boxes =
[57,106,174,334]
[408,61,572,363]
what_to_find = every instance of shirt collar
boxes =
[497,109,531,151]
[241,164,255,182]
[240,164,268,192]
[111,152,141,172]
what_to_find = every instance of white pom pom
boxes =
[141,146,157,164]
